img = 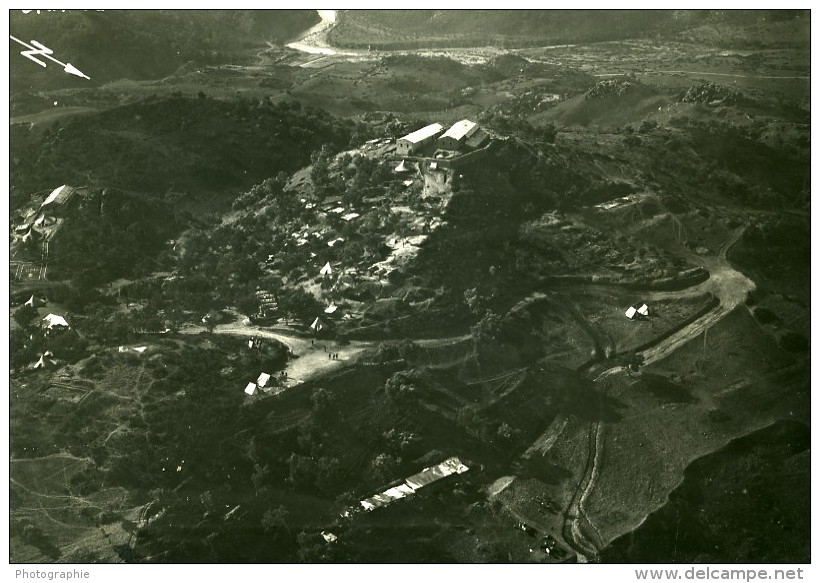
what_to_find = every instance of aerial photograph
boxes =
[7,7,810,566]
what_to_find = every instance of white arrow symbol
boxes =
[9,35,90,79]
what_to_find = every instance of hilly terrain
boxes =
[10,9,318,93]
[8,9,810,566]
[11,95,353,213]
[329,10,809,50]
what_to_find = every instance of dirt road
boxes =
[183,322,472,387]
[184,322,369,386]
[639,228,754,365]
[529,229,754,561]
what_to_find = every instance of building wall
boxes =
[435,140,496,169]
[396,139,415,156]
[437,135,463,151]
[397,133,439,155]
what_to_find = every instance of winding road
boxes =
[559,227,754,561]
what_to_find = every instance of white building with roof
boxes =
[396,123,444,155]
[40,185,76,215]
[438,119,478,151]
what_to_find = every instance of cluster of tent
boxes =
[625,302,649,320]
[244,371,272,396]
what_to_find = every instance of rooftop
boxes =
[41,185,75,207]
[399,123,444,145]
[440,119,478,142]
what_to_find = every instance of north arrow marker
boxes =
[9,35,90,79]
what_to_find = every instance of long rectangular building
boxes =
[396,123,444,155]
[358,457,469,512]
[40,184,74,208]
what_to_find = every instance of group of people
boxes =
[312,339,341,360]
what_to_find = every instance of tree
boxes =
[203,310,220,333]
[251,463,270,497]
[471,309,502,343]
[48,331,88,363]
[13,304,39,330]
[279,288,322,323]
[311,388,337,421]
[624,134,642,148]
[384,371,417,405]
[369,453,399,484]
[287,453,317,489]
[262,505,291,539]
[537,122,557,144]
[457,405,481,433]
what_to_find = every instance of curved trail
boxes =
[549,229,753,561]
[639,228,753,365]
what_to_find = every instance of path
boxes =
[193,322,369,386]
[182,322,472,387]
[639,227,753,365]
[520,228,753,561]
[564,228,752,559]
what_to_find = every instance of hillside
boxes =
[8,10,810,565]
[328,10,809,50]
[9,9,319,91]
[602,421,810,563]
[10,95,353,211]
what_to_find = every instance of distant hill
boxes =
[9,9,319,90]
[328,10,809,50]
[10,94,352,209]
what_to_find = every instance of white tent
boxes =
[310,317,325,332]
[321,531,338,543]
[133,346,148,354]
[32,352,56,369]
[395,160,408,173]
[42,313,69,328]
[257,372,271,388]
[324,304,338,314]
[244,382,257,396]
[625,303,649,320]
[319,262,333,276]
[25,295,45,308]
